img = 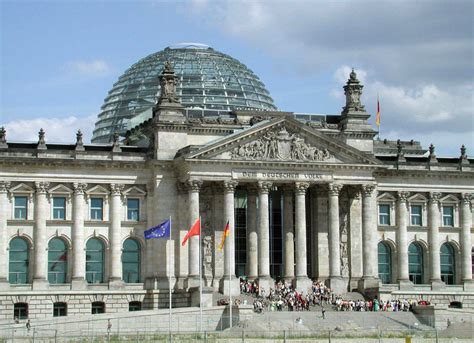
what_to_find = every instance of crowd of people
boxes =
[237,278,429,314]
[333,297,425,312]
[239,279,334,313]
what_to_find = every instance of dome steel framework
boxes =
[91,44,277,143]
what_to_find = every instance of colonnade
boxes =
[181,180,380,293]
[0,180,472,292]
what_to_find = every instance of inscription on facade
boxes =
[234,170,332,181]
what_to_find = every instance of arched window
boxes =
[48,238,68,284]
[378,242,392,284]
[86,238,104,283]
[408,243,424,284]
[9,237,29,284]
[440,243,455,285]
[471,247,474,276]
[122,239,140,283]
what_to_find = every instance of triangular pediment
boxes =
[123,186,147,196]
[86,185,110,195]
[48,184,73,194]
[408,193,427,202]
[182,117,379,165]
[10,183,35,193]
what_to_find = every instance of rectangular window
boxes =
[53,302,67,317]
[53,197,66,220]
[91,302,105,314]
[14,196,28,220]
[442,206,454,227]
[410,205,422,226]
[90,198,103,220]
[127,199,139,221]
[14,303,28,320]
[378,204,391,225]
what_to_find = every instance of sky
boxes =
[1,0,473,157]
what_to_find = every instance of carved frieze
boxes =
[231,126,332,162]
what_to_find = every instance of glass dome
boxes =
[91,43,278,143]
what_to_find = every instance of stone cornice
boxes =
[181,158,383,171]
[375,169,473,180]
[0,156,147,170]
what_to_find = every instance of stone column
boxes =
[72,183,87,289]
[282,185,294,281]
[145,182,156,289]
[186,179,202,288]
[428,192,443,287]
[175,182,188,289]
[327,183,344,292]
[0,181,10,287]
[246,186,258,280]
[33,181,49,288]
[294,182,312,292]
[358,184,379,292]
[397,191,411,287]
[257,181,272,292]
[460,193,473,289]
[109,183,124,286]
[220,180,239,295]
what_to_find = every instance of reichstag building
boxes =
[0,43,472,320]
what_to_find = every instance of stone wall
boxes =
[0,290,191,321]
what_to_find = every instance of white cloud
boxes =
[66,60,112,77]
[190,1,473,87]
[3,115,96,144]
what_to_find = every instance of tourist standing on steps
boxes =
[321,306,326,319]
[26,319,31,332]
[107,319,112,333]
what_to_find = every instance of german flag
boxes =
[218,221,230,251]
[375,95,381,128]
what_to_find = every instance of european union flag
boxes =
[144,219,171,239]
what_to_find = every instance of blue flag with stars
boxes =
[144,219,171,239]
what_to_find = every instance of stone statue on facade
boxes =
[342,69,366,114]
[158,61,180,105]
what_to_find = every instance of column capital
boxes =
[428,191,442,204]
[397,191,410,203]
[223,180,238,193]
[328,183,343,196]
[110,183,125,196]
[257,181,272,194]
[0,181,11,193]
[186,179,203,192]
[295,182,310,195]
[35,181,50,194]
[73,182,88,195]
[461,193,472,205]
[361,184,376,197]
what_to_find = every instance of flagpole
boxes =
[199,216,202,333]
[168,216,172,338]
[229,230,232,329]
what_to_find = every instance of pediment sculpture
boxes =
[231,127,332,161]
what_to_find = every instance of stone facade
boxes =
[0,69,472,320]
